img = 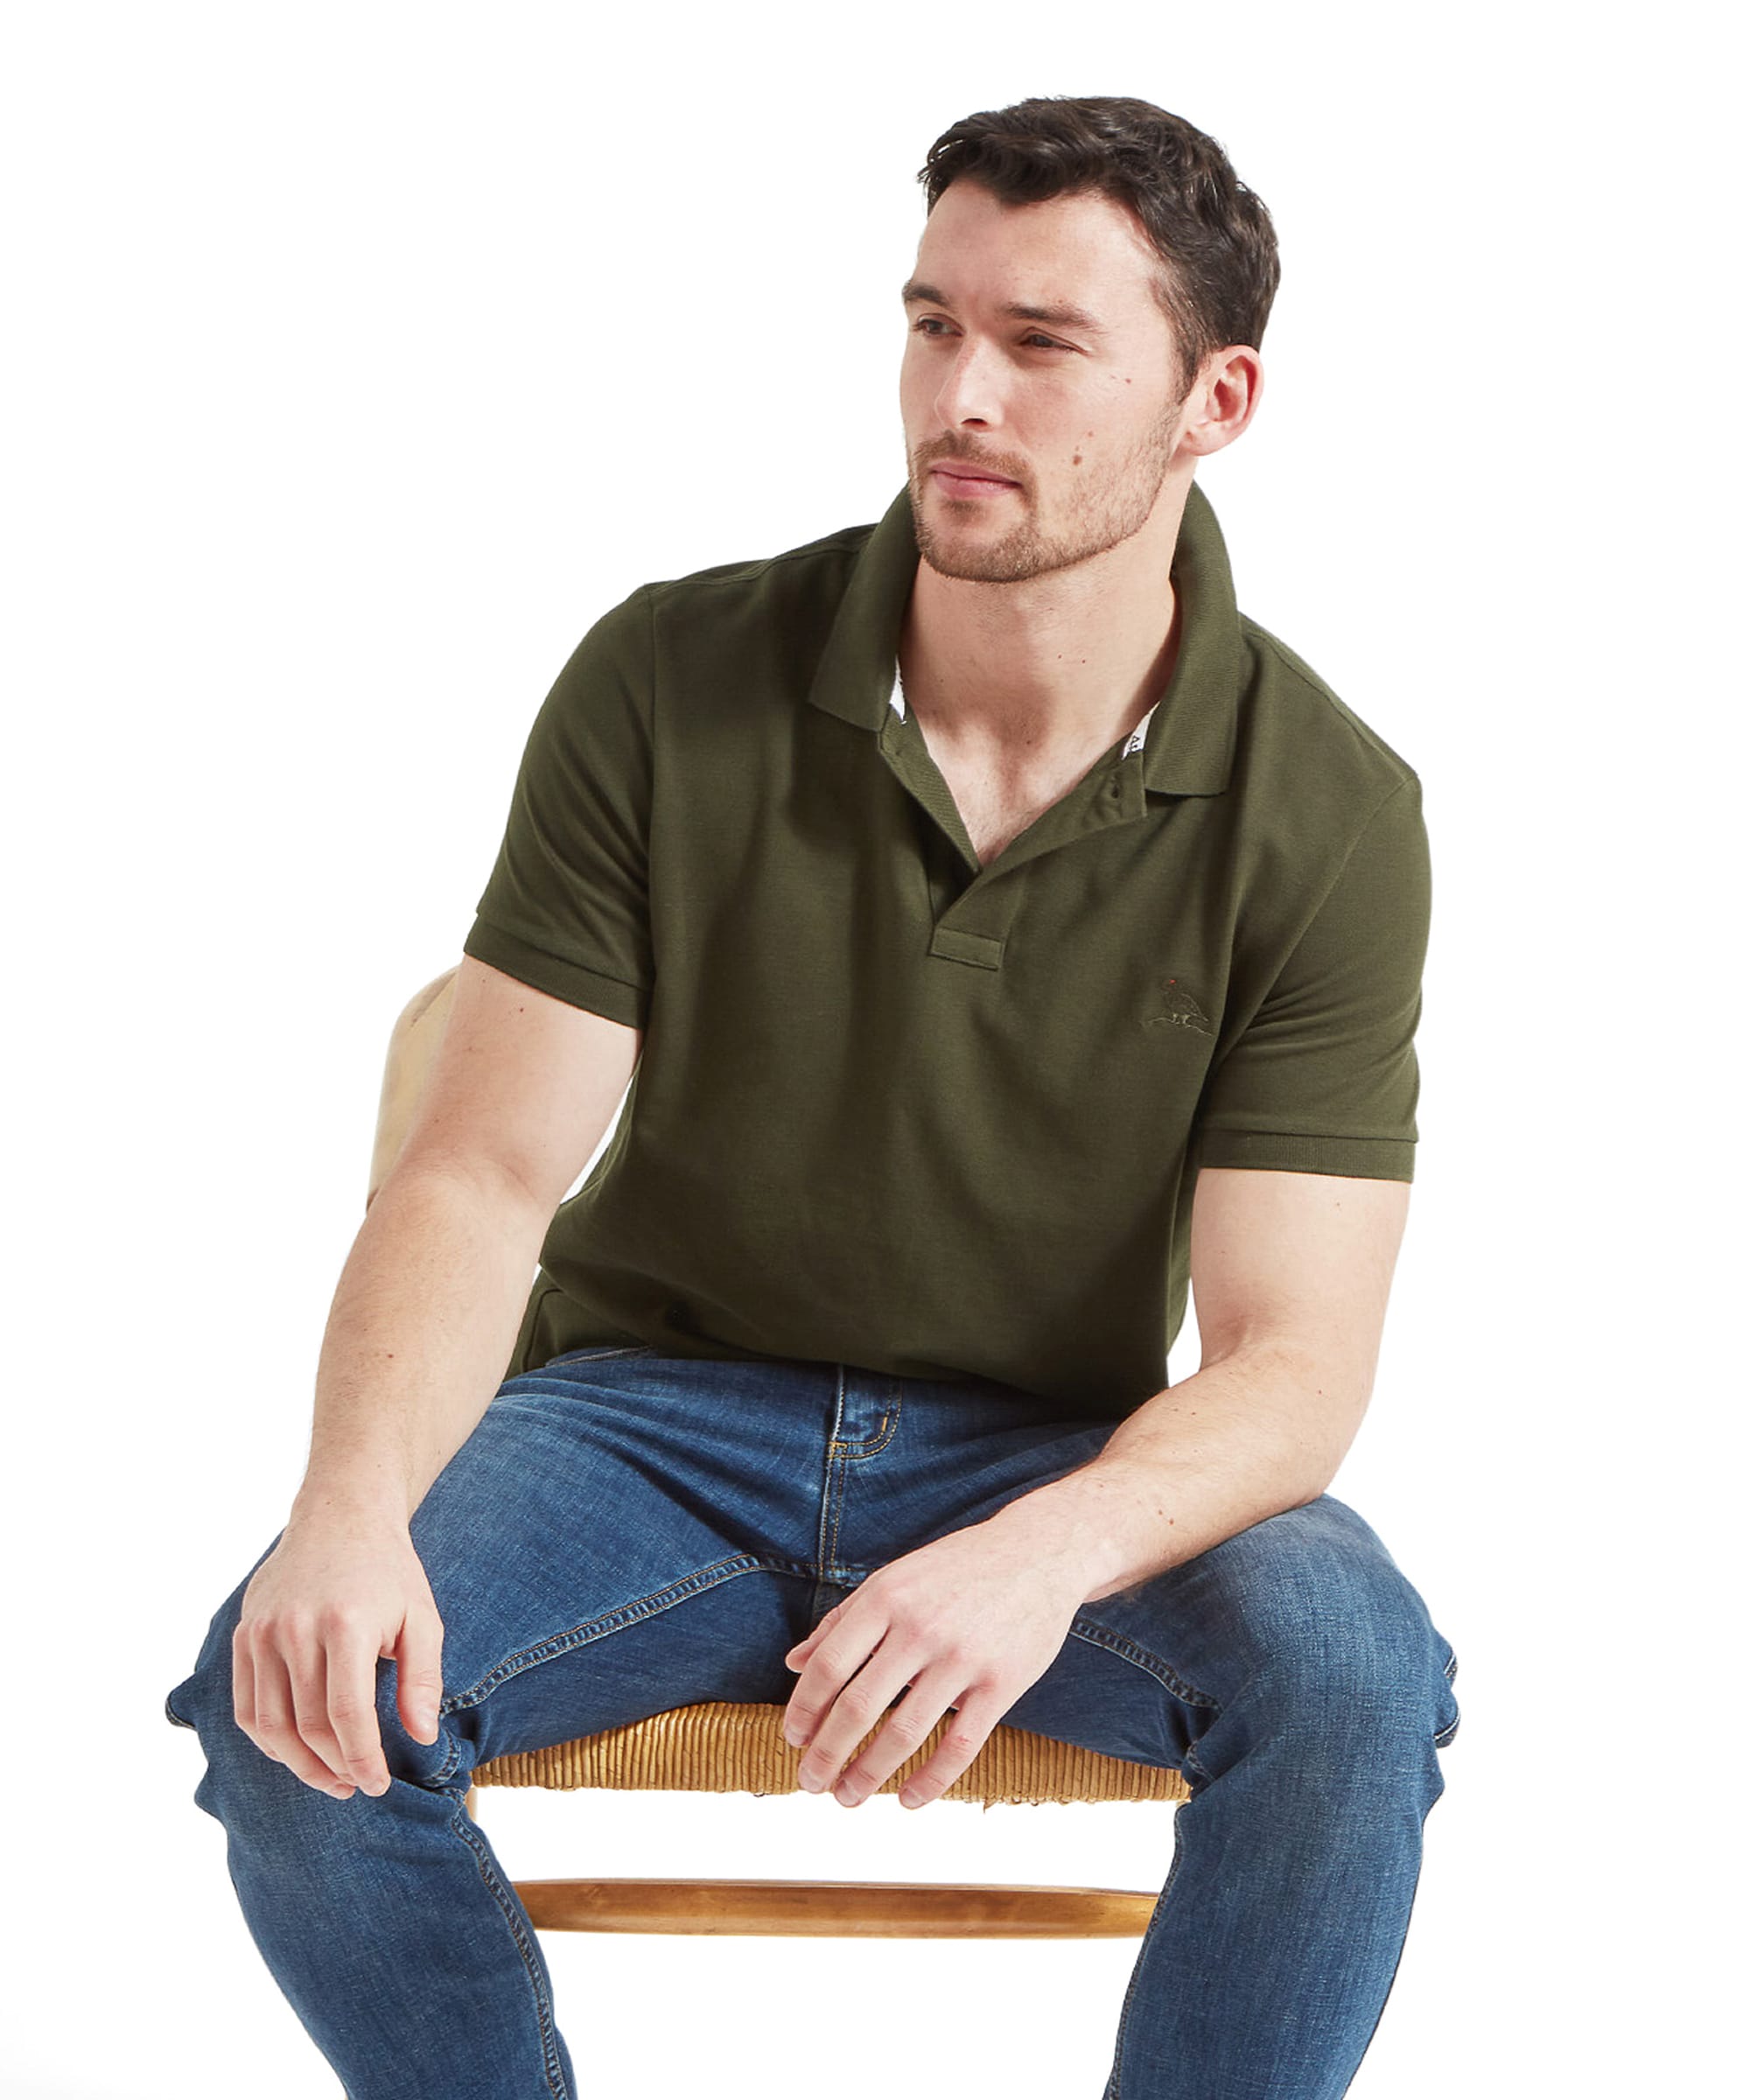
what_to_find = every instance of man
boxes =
[167,94,1460,2100]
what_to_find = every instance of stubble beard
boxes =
[909,400,1184,585]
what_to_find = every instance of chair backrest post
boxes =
[368,966,460,1209]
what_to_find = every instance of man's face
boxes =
[900,178,1194,584]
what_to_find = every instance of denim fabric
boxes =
[164,1348,1460,2099]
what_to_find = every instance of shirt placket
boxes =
[876,670,1158,970]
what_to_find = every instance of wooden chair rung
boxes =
[512,1875,1160,1937]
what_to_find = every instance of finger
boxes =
[394,1607,446,1746]
[783,1603,839,1673]
[782,1601,886,1755]
[323,1627,392,1796]
[892,1686,1001,1810]
[254,1646,356,1797]
[232,1622,257,1741]
[796,1641,922,1799]
[285,1635,362,1792]
[830,1665,963,1806]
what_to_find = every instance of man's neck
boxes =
[897,481,1190,769]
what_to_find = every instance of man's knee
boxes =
[1196,1497,1460,1781]
[164,1553,262,1739]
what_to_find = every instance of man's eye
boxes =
[911,318,1069,351]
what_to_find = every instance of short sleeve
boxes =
[1194,772,1430,1182]
[461,585,655,1030]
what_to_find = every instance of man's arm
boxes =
[780,1163,1410,1808]
[995,1163,1410,1602]
[230,955,641,1803]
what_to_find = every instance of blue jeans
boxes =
[164,1348,1461,2099]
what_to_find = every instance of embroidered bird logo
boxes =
[1142,976,1215,1035]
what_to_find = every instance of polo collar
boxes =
[804,476,1243,795]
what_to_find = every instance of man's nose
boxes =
[933,337,1005,428]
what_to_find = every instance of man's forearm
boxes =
[290,1158,550,1531]
[985,1342,1358,1605]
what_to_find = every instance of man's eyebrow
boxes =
[900,278,1109,337]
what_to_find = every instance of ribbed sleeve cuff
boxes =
[1195,1127,1416,1182]
[462,918,651,1030]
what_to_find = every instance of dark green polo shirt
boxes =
[462,479,1430,1420]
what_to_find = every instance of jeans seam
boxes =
[443,1552,813,1709]
[448,1800,571,2100]
[818,1368,847,1576]
[823,1442,847,1572]
[1107,1799,1191,2100]
[1067,1616,1222,1713]
[427,1724,466,1788]
[818,1376,906,1576]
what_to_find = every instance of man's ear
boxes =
[1181,346,1264,459]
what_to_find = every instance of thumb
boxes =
[393,1607,446,1745]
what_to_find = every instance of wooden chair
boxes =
[371,965,1191,1939]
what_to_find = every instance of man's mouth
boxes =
[932,465,1019,500]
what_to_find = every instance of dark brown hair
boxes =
[917,95,1280,394]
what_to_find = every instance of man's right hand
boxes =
[228,959,640,1802]
[232,1512,446,1799]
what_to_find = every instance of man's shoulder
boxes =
[1236,612,1420,810]
[636,514,878,616]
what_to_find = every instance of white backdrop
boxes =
[4,4,1734,2095]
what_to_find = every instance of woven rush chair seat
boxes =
[376,968,1191,1938]
[470,1698,1189,1805]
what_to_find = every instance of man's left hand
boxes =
[780,1509,1088,1810]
